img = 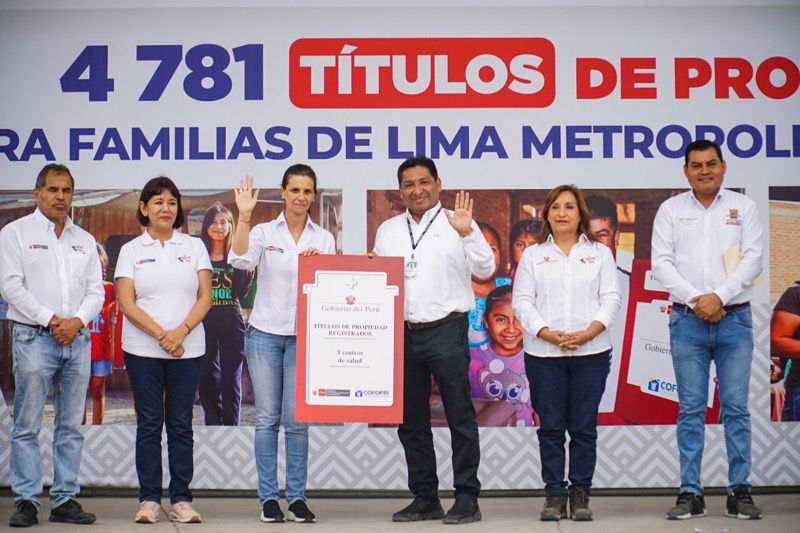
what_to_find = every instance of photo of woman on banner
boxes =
[229,165,335,523]
[512,184,620,521]
[197,202,254,426]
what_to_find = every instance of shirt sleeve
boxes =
[650,201,703,305]
[74,236,105,328]
[372,222,387,256]
[114,241,135,280]
[195,239,213,272]
[462,220,495,279]
[512,246,548,337]
[712,198,763,305]
[322,230,336,254]
[592,244,621,329]
[228,224,264,270]
[0,224,54,326]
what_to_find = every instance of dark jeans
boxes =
[525,350,610,496]
[398,314,481,501]
[199,310,246,425]
[783,383,800,421]
[125,352,203,504]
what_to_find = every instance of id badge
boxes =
[405,259,418,279]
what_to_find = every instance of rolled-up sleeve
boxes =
[228,225,263,270]
[463,221,495,279]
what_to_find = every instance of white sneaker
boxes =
[169,501,201,523]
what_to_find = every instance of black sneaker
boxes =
[443,496,481,525]
[9,500,38,528]
[288,500,316,523]
[666,492,706,520]
[260,499,285,523]
[49,499,96,525]
[540,494,568,521]
[725,486,762,520]
[568,486,593,521]
[392,496,444,522]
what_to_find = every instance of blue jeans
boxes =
[246,328,308,504]
[10,323,90,508]
[125,353,203,504]
[669,304,753,495]
[525,351,610,496]
[782,383,800,421]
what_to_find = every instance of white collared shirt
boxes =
[115,230,212,359]
[228,212,335,336]
[372,202,495,323]
[512,234,620,357]
[0,208,104,328]
[651,188,763,306]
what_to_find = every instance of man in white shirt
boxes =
[372,156,494,525]
[652,140,763,521]
[0,164,103,528]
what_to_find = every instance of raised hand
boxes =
[444,190,474,237]
[234,175,260,220]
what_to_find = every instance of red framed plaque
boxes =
[296,254,404,423]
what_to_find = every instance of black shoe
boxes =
[725,486,762,519]
[9,500,38,528]
[288,500,316,523]
[540,494,568,521]
[443,496,481,525]
[260,500,285,523]
[392,496,444,522]
[666,492,706,520]
[49,499,96,524]
[568,486,593,521]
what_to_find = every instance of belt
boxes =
[405,311,466,331]
[672,302,749,313]
[11,321,50,334]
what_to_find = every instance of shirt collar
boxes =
[140,228,180,246]
[689,188,724,208]
[33,207,74,233]
[405,202,442,225]
[277,211,313,231]
[543,232,590,246]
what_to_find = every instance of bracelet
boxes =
[183,323,192,334]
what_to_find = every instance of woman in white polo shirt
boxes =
[115,176,212,524]
[229,164,335,524]
[512,184,620,523]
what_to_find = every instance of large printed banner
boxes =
[0,2,798,490]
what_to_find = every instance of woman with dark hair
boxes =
[115,176,212,524]
[512,184,620,522]
[229,164,335,524]
[197,202,253,426]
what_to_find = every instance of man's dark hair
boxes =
[684,139,724,164]
[136,176,185,228]
[397,156,438,185]
[585,194,618,230]
[35,163,74,190]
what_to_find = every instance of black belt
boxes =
[672,302,749,313]
[11,321,50,334]
[405,311,466,331]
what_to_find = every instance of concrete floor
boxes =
[1,493,798,532]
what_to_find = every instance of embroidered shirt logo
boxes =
[177,255,193,263]
[266,245,285,253]
[71,244,85,254]
[136,258,156,265]
[726,208,742,225]
[28,243,49,250]
[580,256,598,264]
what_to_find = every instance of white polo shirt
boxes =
[115,230,212,359]
[0,208,104,328]
[651,188,763,307]
[228,212,336,336]
[512,234,620,357]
